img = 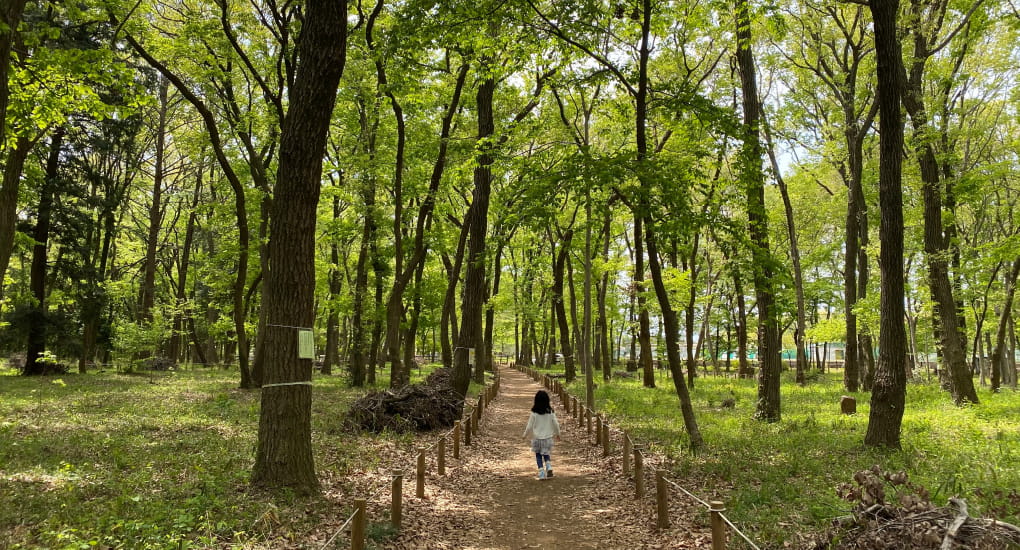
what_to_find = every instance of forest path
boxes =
[385,367,710,549]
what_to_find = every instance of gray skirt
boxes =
[531,437,554,455]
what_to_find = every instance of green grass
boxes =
[562,367,1020,546]
[0,364,474,549]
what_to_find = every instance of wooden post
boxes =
[351,498,366,550]
[596,415,603,445]
[472,402,480,435]
[477,395,484,425]
[572,397,579,421]
[416,448,426,498]
[465,413,472,446]
[438,436,446,475]
[602,421,610,457]
[453,421,461,459]
[634,445,645,499]
[710,500,727,550]
[586,408,593,434]
[656,470,670,529]
[623,431,632,476]
[391,471,403,530]
[575,399,583,426]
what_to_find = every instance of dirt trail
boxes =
[386,368,709,549]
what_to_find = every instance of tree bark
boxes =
[634,215,655,388]
[452,68,495,398]
[252,0,347,493]
[0,136,34,304]
[864,0,908,449]
[23,129,64,375]
[735,0,781,422]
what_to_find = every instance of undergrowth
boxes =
[563,367,1020,547]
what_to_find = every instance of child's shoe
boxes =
[545,465,553,478]
[537,469,547,480]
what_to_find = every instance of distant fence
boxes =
[518,366,761,550]
[319,370,502,550]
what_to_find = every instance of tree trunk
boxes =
[552,231,576,386]
[864,0,907,449]
[899,0,978,405]
[991,258,1020,392]
[139,78,170,329]
[763,114,808,385]
[0,0,27,151]
[323,193,344,376]
[384,62,469,385]
[441,215,470,368]
[634,215,655,388]
[24,129,64,375]
[735,0,781,422]
[252,0,346,493]
[0,136,34,303]
[452,67,495,398]
[168,168,202,364]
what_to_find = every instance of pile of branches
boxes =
[826,466,1020,549]
[345,368,463,433]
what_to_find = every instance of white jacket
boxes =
[523,411,561,440]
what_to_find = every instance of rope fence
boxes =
[517,365,762,550]
[318,368,503,549]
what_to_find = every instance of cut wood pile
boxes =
[345,368,464,433]
[825,465,1020,549]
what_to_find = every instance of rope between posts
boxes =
[319,509,357,550]
[544,366,762,550]
[721,514,762,550]
[663,477,711,509]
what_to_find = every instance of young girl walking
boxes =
[523,390,561,480]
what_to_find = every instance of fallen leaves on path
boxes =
[360,369,716,550]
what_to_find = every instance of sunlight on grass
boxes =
[0,368,385,549]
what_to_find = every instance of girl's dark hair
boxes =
[531,390,553,414]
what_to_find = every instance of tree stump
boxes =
[840,395,856,415]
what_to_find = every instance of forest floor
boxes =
[374,367,713,549]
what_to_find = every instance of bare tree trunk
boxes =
[864,0,907,449]
[252,0,346,493]
[24,129,64,375]
[452,67,495,398]
[735,0,781,421]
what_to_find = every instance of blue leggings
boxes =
[535,453,551,468]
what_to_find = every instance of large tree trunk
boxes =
[452,68,494,398]
[735,0,781,422]
[251,0,346,493]
[864,0,908,450]
[24,129,64,375]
